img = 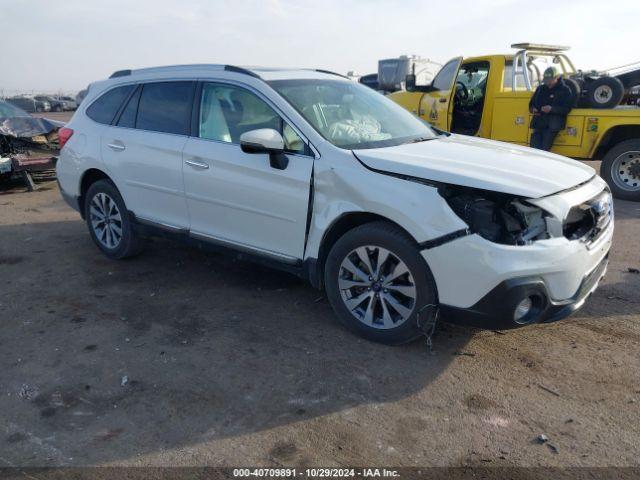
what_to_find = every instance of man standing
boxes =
[529,66,574,151]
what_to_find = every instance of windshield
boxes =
[269,79,437,149]
[0,100,30,119]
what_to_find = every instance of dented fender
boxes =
[303,148,467,260]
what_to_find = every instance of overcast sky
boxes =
[1,0,637,94]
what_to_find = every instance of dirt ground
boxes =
[0,169,639,468]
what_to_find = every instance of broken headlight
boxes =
[440,185,550,246]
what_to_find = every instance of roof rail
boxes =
[224,65,261,78]
[107,65,258,80]
[314,69,350,79]
[109,69,132,79]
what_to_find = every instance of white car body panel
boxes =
[355,134,595,198]
[528,175,609,220]
[423,224,612,308]
[56,64,614,332]
[100,127,190,229]
[182,137,313,260]
[304,145,468,260]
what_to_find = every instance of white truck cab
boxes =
[56,65,612,344]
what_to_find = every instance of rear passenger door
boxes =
[100,81,194,229]
[182,82,314,261]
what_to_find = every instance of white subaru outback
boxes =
[56,65,613,344]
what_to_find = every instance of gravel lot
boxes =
[0,161,639,467]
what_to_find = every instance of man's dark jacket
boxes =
[529,78,574,131]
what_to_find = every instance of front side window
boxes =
[86,85,134,125]
[432,58,462,91]
[269,79,437,150]
[198,83,306,154]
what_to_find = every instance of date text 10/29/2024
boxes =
[233,468,400,478]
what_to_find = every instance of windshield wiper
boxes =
[405,136,435,144]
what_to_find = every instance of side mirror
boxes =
[405,74,416,92]
[240,128,289,170]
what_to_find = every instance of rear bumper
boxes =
[57,178,81,213]
[440,254,608,330]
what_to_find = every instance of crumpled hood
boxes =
[0,115,64,139]
[354,134,595,198]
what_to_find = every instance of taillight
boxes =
[58,127,74,149]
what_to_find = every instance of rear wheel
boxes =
[601,139,640,201]
[324,221,438,345]
[84,179,145,259]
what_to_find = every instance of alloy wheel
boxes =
[89,192,123,249]
[338,246,417,330]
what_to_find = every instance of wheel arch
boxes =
[594,124,640,159]
[309,212,419,290]
[78,168,115,219]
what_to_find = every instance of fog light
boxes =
[514,297,533,323]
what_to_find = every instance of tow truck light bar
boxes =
[511,43,570,52]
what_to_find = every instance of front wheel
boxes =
[324,221,438,345]
[601,139,640,201]
[84,179,145,259]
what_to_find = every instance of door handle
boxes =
[185,158,210,169]
[439,98,447,103]
[107,142,126,151]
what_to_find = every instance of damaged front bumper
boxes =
[421,192,613,330]
[419,175,613,330]
[438,253,609,329]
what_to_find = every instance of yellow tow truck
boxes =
[389,44,640,201]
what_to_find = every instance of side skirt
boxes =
[129,212,317,281]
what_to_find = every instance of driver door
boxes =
[419,57,462,131]
[182,82,314,261]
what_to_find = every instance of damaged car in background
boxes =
[56,67,612,344]
[1,100,62,190]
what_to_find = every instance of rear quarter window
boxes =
[86,85,134,124]
[135,82,194,135]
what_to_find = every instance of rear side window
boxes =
[136,82,194,135]
[86,85,134,124]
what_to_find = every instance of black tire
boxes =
[601,139,640,201]
[586,77,624,109]
[84,179,145,259]
[564,77,582,107]
[54,105,63,112]
[324,221,438,345]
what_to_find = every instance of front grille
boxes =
[563,190,613,245]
